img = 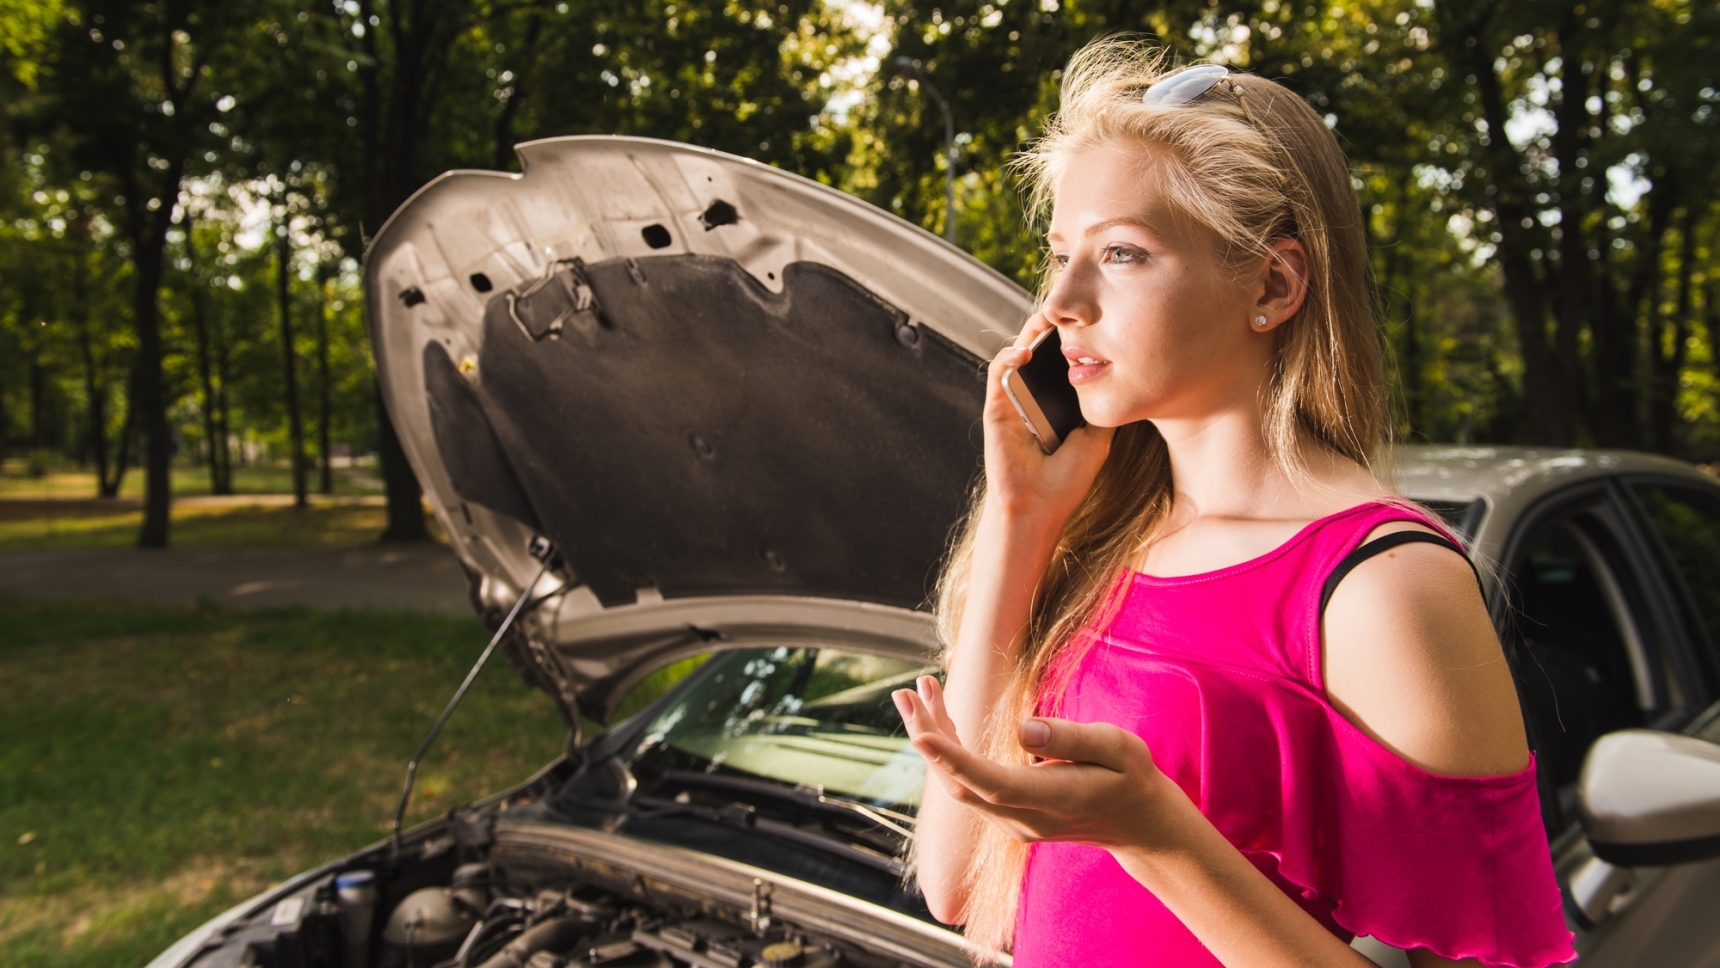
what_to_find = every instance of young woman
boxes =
[892,41,1576,968]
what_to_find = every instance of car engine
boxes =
[183,794,962,968]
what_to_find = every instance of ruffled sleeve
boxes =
[1280,709,1577,967]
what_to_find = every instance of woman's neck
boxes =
[1136,407,1385,574]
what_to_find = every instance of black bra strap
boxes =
[1319,530,1482,617]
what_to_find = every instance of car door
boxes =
[1500,479,1720,967]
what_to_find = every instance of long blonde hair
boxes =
[927,38,1387,958]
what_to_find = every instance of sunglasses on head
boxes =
[1140,64,1257,126]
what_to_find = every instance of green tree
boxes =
[27,0,256,542]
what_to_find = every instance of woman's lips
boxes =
[1062,346,1111,385]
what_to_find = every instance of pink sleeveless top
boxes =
[1012,502,1575,967]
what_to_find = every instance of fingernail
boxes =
[892,690,913,717]
[1020,719,1050,748]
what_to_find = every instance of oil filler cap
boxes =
[760,941,804,967]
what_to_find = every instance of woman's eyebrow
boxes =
[1085,215,1161,236]
[1047,215,1164,245]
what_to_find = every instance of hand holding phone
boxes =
[1001,327,1086,454]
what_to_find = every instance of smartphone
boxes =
[1001,327,1085,454]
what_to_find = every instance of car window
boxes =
[1505,508,1676,830]
[628,647,935,811]
[1629,481,1720,686]
[1416,498,1484,543]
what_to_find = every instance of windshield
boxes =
[627,647,935,812]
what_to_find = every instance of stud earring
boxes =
[1253,315,1269,329]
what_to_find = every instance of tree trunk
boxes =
[1585,63,1637,448]
[492,0,550,172]
[1377,190,1421,437]
[214,314,233,494]
[75,288,112,496]
[98,364,137,498]
[29,357,47,476]
[377,387,426,541]
[317,270,334,495]
[276,208,309,508]
[1627,173,1679,449]
[355,0,467,542]
[182,208,225,495]
[1550,32,1591,424]
[1466,26,1579,445]
[132,201,176,547]
[1650,210,1698,457]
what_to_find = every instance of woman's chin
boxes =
[1074,398,1144,431]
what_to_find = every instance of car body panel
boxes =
[364,136,1030,721]
[1390,445,1711,564]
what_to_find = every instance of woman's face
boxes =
[1042,145,1281,430]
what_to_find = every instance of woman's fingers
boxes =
[912,732,1039,806]
[891,688,932,740]
[894,685,962,751]
[1017,717,1147,774]
[1013,310,1053,349]
[917,676,961,739]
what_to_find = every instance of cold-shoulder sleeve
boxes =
[1280,710,1577,967]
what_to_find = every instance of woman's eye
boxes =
[1101,244,1142,264]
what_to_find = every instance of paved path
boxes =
[0,544,474,615]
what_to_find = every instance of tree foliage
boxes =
[1,0,1716,548]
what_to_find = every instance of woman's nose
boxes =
[1041,262,1097,328]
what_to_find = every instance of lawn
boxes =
[0,463,383,501]
[0,598,565,968]
[0,500,425,552]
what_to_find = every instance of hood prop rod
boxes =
[391,557,553,857]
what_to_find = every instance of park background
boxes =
[0,0,1714,964]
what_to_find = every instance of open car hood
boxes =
[365,136,1031,729]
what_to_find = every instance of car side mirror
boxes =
[1578,729,1720,867]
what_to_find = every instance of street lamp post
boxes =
[893,56,957,245]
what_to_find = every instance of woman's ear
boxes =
[1252,239,1310,331]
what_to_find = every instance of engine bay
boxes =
[181,790,963,968]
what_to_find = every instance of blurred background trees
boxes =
[1,0,1714,545]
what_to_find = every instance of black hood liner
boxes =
[425,254,986,609]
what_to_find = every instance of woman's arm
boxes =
[897,523,1530,967]
[1329,527,1529,968]
[912,500,1061,922]
[913,317,1114,924]
[1323,525,1529,777]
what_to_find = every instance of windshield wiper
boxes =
[654,769,916,839]
[626,793,908,877]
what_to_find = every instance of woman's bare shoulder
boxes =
[1320,521,1528,778]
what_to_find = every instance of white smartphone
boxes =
[1001,328,1085,454]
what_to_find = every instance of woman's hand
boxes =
[911,316,1119,923]
[898,676,1388,968]
[894,675,1180,850]
[983,314,1114,525]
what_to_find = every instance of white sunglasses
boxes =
[1141,64,1257,126]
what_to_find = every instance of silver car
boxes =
[148,139,1720,968]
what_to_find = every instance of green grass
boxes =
[0,501,429,552]
[0,598,564,968]
[0,463,383,501]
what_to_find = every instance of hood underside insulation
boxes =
[424,253,986,609]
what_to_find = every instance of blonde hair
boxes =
[926,38,1386,959]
